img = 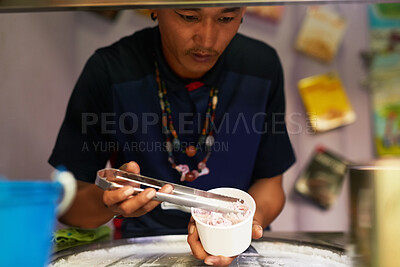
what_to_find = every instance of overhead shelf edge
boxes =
[1,0,399,13]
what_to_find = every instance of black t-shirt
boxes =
[49,27,296,237]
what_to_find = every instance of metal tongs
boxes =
[95,168,245,214]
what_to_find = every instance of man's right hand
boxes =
[103,161,173,218]
[58,161,173,228]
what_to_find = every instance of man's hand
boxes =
[187,217,263,266]
[103,161,173,217]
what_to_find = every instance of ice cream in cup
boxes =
[191,187,256,257]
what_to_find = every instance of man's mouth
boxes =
[186,48,219,64]
[191,52,212,63]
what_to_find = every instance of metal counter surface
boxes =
[50,231,350,266]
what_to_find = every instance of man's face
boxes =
[155,7,246,80]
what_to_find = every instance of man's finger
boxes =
[132,184,174,213]
[204,255,235,266]
[187,219,208,260]
[103,186,135,207]
[120,161,140,174]
[116,188,156,215]
[252,222,263,239]
[117,184,173,216]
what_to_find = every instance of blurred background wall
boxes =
[0,4,375,231]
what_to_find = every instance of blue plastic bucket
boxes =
[0,180,63,267]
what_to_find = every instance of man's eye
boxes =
[177,13,199,22]
[218,17,235,23]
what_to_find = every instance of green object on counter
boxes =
[53,225,111,245]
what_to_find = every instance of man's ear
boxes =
[239,7,246,24]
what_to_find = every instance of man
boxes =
[49,7,295,266]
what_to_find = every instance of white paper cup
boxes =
[191,187,256,257]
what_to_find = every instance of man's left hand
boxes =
[187,217,263,266]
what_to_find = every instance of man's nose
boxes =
[193,19,218,49]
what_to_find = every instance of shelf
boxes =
[1,0,399,13]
